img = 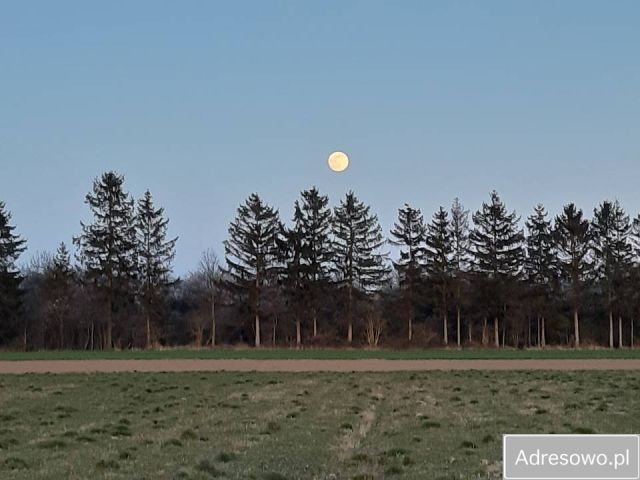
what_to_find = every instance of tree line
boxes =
[2,170,640,350]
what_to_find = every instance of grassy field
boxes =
[1,347,640,361]
[0,371,639,479]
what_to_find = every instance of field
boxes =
[1,370,639,479]
[2,347,640,361]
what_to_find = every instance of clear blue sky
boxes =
[2,1,639,274]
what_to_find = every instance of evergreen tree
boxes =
[631,215,640,258]
[0,202,27,344]
[525,204,556,347]
[136,190,178,348]
[298,187,333,338]
[224,193,281,347]
[426,206,453,345]
[332,192,389,343]
[449,198,470,346]
[554,203,590,348]
[630,215,640,347]
[75,172,137,349]
[591,200,631,348]
[44,242,74,348]
[469,191,524,347]
[611,205,632,347]
[389,203,427,341]
[282,203,305,346]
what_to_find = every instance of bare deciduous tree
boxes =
[199,249,221,347]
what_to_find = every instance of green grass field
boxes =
[1,370,639,479]
[1,347,640,361]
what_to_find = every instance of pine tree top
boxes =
[0,201,27,274]
[470,191,524,278]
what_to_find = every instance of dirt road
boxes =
[1,358,640,374]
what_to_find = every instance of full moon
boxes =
[327,151,349,172]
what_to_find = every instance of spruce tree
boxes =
[426,206,453,345]
[282,202,305,346]
[525,204,556,347]
[298,187,333,338]
[611,205,632,347]
[75,171,137,349]
[136,190,177,348]
[224,193,281,347]
[449,198,470,346]
[591,200,631,348]
[44,242,74,348]
[332,192,389,343]
[554,203,590,348]
[389,203,427,341]
[0,202,27,344]
[469,191,524,347]
[630,215,640,347]
[631,215,640,258]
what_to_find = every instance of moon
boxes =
[327,151,349,172]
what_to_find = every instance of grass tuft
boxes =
[215,451,236,463]
[260,421,281,435]
[263,473,288,480]
[572,426,597,434]
[95,459,120,470]
[180,429,198,440]
[37,439,66,449]
[162,438,183,447]
[4,457,28,470]
[196,459,223,477]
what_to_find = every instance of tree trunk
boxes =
[468,318,472,343]
[631,319,634,349]
[443,313,448,345]
[502,303,507,347]
[618,315,623,349]
[106,296,113,350]
[295,319,301,347]
[494,317,499,348]
[312,308,318,338]
[272,314,277,346]
[609,309,614,349]
[194,326,203,346]
[145,311,151,349]
[536,316,540,347]
[541,317,546,347]
[106,275,113,349]
[210,294,216,348]
[255,313,261,347]
[456,305,461,347]
[573,309,580,348]
[481,317,487,346]
[347,284,353,344]
[59,317,65,350]
[442,289,448,345]
[255,275,261,347]
[407,288,414,341]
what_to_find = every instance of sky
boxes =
[1,1,639,274]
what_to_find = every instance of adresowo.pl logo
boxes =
[503,434,640,480]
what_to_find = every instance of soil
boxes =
[1,358,640,374]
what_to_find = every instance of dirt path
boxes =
[1,358,640,374]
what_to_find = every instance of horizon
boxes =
[2,1,639,274]
[7,174,640,276]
